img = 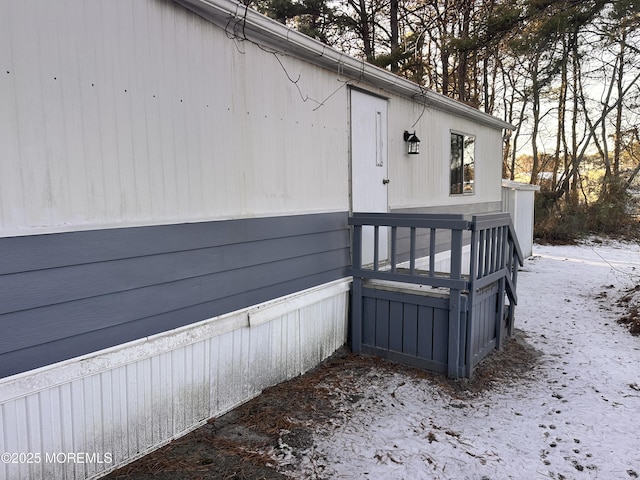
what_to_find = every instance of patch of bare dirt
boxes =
[440,330,543,398]
[103,331,541,480]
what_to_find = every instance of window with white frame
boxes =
[450,132,475,195]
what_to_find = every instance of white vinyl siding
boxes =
[0,0,349,237]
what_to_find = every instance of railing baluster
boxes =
[509,239,515,275]
[500,226,507,269]
[497,227,502,271]
[429,228,436,277]
[490,227,497,273]
[477,229,485,278]
[507,239,518,286]
[373,225,379,271]
[391,226,397,273]
[409,227,416,275]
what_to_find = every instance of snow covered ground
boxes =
[278,240,640,480]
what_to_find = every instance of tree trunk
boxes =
[456,1,471,102]
[613,28,626,177]
[390,0,399,73]
[569,30,580,205]
[552,34,568,192]
[529,56,540,185]
[357,0,373,61]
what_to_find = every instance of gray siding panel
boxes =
[0,212,350,378]
[0,230,347,315]
[0,213,347,275]
[0,268,345,376]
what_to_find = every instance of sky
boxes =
[270,239,640,480]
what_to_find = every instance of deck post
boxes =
[351,277,363,352]
[447,228,464,378]
[465,221,478,378]
[496,276,506,350]
[350,224,363,352]
[506,233,520,337]
[448,289,463,378]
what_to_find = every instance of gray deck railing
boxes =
[469,213,524,334]
[349,212,523,378]
[350,213,471,289]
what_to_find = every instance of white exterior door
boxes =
[350,89,389,265]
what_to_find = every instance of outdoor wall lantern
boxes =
[404,130,421,155]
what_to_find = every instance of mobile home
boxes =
[0,0,513,478]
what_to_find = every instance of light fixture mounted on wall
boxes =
[403,131,420,155]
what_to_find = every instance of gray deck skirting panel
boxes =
[359,286,456,374]
[0,212,350,378]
